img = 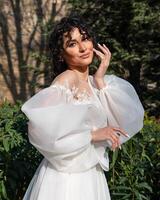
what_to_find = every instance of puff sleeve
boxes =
[97,74,144,144]
[21,85,100,173]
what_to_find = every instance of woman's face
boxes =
[61,27,94,70]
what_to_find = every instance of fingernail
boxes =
[98,43,101,46]
[126,134,130,138]
[119,145,121,150]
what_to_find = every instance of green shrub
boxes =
[0,101,42,200]
[107,113,160,200]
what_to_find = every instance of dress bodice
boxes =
[21,74,144,173]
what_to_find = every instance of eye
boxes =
[82,34,89,41]
[68,42,76,47]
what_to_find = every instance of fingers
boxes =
[107,138,118,151]
[93,48,104,60]
[108,130,121,151]
[97,43,111,57]
[105,127,126,151]
[97,43,109,55]
[112,127,130,138]
[110,127,129,151]
[93,43,111,78]
[112,132,121,150]
[93,43,111,60]
[102,44,111,56]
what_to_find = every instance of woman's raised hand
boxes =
[91,126,129,151]
[93,44,111,89]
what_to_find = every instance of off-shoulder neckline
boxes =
[49,75,96,102]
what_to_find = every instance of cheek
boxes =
[87,41,94,50]
[63,49,79,64]
[88,42,94,57]
[63,48,76,58]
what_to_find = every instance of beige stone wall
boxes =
[0,0,69,103]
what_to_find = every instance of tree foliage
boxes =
[69,0,160,117]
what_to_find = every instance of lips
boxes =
[80,52,90,59]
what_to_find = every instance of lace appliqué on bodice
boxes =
[71,85,92,102]
[50,79,94,104]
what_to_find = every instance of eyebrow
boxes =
[65,39,76,46]
[64,31,89,47]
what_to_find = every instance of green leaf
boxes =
[2,137,10,152]
[1,180,8,199]
[114,186,131,191]
[110,149,119,169]
[137,182,152,193]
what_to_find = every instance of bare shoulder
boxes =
[51,70,78,88]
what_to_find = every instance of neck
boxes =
[68,66,89,82]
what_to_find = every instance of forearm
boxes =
[91,129,104,143]
[91,126,128,151]
[93,76,106,90]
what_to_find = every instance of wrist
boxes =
[93,77,106,90]
[91,131,97,143]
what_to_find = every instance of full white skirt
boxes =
[23,159,111,200]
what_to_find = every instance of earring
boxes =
[59,56,64,62]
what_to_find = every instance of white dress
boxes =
[21,74,144,200]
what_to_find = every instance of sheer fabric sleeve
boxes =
[21,85,100,173]
[97,74,144,144]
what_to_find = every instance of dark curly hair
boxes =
[48,13,97,76]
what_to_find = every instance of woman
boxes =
[21,14,144,200]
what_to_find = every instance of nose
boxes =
[79,43,86,52]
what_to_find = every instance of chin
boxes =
[80,56,93,66]
[71,55,93,69]
[79,61,92,68]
